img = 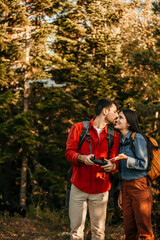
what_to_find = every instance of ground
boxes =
[0,207,159,240]
[0,213,125,240]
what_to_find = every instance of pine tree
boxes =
[0,0,159,210]
[0,0,63,207]
[116,0,160,137]
[52,0,125,118]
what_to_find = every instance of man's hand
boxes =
[101,160,116,172]
[78,154,95,165]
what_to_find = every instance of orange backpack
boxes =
[131,132,160,181]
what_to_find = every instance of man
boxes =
[65,98,119,240]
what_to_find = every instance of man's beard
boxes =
[105,116,116,125]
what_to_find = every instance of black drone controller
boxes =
[91,156,108,166]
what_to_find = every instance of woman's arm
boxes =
[118,190,122,209]
[126,133,148,170]
[111,133,148,170]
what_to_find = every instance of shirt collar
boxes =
[90,118,94,129]
[120,131,132,143]
[90,118,109,133]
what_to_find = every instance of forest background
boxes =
[0,0,159,239]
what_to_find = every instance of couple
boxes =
[65,98,156,240]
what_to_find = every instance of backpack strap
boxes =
[107,125,114,159]
[131,132,136,144]
[78,122,115,156]
[78,121,90,150]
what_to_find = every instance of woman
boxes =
[114,109,156,240]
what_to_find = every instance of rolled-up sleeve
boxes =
[126,133,148,170]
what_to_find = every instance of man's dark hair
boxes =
[95,98,114,116]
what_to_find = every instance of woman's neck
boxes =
[121,129,130,140]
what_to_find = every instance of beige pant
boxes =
[69,184,109,240]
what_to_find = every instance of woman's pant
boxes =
[69,184,109,240]
[122,177,154,240]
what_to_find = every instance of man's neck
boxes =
[93,116,107,129]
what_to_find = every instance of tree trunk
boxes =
[4,158,11,203]
[19,27,31,207]
[20,152,28,207]
[154,110,159,136]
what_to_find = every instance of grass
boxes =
[0,203,159,240]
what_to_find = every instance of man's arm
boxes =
[77,154,95,165]
[65,123,81,165]
[65,123,95,165]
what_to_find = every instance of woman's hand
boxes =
[118,190,123,209]
[111,153,128,161]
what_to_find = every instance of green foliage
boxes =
[152,0,160,14]
[0,0,159,212]
[31,169,66,209]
